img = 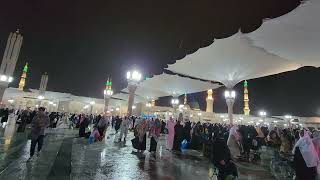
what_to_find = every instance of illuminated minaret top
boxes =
[18,63,28,90]
[243,80,250,115]
[105,77,112,90]
[206,89,214,112]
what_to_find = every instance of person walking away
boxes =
[183,121,192,142]
[17,107,31,132]
[115,116,122,133]
[280,129,291,154]
[1,108,9,127]
[212,132,238,180]
[173,120,184,151]
[293,129,318,180]
[166,117,175,151]
[97,114,109,137]
[227,126,241,159]
[132,119,147,153]
[312,131,320,179]
[119,116,130,142]
[78,114,87,137]
[149,119,161,157]
[28,107,49,161]
[91,125,102,142]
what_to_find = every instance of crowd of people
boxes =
[1,106,320,179]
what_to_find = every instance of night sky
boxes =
[1,0,319,116]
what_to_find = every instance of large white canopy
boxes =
[111,92,146,103]
[167,33,301,88]
[122,85,170,100]
[248,0,320,67]
[134,73,220,97]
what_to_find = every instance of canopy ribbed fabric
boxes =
[167,33,301,88]
[248,0,320,67]
[128,73,220,98]
[112,93,146,103]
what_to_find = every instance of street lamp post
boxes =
[126,70,142,116]
[171,97,179,118]
[89,101,95,114]
[224,89,236,125]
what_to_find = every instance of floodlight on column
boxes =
[171,98,179,105]
[259,111,267,117]
[224,90,236,99]
[37,95,44,100]
[284,115,292,119]
[146,102,152,107]
[104,89,113,96]
[224,89,236,124]
[90,101,95,105]
[8,99,14,103]
[127,70,142,82]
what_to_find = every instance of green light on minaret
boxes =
[23,63,28,73]
[244,80,248,87]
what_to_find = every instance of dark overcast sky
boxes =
[1,0,319,116]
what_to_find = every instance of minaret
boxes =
[104,77,113,112]
[206,89,214,112]
[243,80,250,115]
[39,72,48,94]
[0,29,23,101]
[0,29,23,77]
[184,93,187,105]
[18,63,28,90]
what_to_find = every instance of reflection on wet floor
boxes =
[0,117,276,180]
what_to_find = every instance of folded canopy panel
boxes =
[136,73,220,96]
[122,86,170,100]
[111,92,146,103]
[109,98,127,107]
[248,0,320,67]
[167,33,301,88]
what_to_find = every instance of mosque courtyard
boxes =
[0,116,277,180]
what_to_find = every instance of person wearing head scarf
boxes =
[149,119,161,156]
[119,116,130,142]
[293,130,318,180]
[227,126,241,159]
[183,121,192,142]
[166,117,175,150]
[97,114,109,137]
[190,122,202,150]
[313,130,320,179]
[280,129,291,154]
[313,130,320,158]
[114,116,122,133]
[212,131,238,180]
[173,120,184,151]
[133,118,148,153]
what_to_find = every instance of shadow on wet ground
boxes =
[0,118,276,180]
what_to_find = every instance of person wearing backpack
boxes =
[28,107,49,162]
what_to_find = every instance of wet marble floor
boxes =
[0,117,276,180]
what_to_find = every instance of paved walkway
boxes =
[0,117,275,180]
